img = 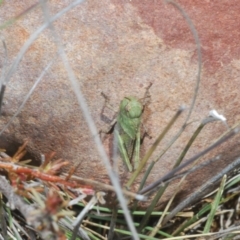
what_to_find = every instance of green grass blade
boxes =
[203,175,226,233]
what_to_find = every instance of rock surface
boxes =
[0,0,240,207]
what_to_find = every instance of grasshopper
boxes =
[101,84,151,172]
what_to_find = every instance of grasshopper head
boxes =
[121,96,143,119]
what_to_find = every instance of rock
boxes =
[0,0,240,208]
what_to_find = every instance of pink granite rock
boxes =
[0,0,240,207]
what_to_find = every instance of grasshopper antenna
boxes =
[140,82,152,107]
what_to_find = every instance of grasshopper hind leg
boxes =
[116,130,133,172]
[133,128,141,170]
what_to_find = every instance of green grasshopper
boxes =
[115,96,143,172]
[101,84,151,172]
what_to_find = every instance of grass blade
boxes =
[203,175,226,233]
